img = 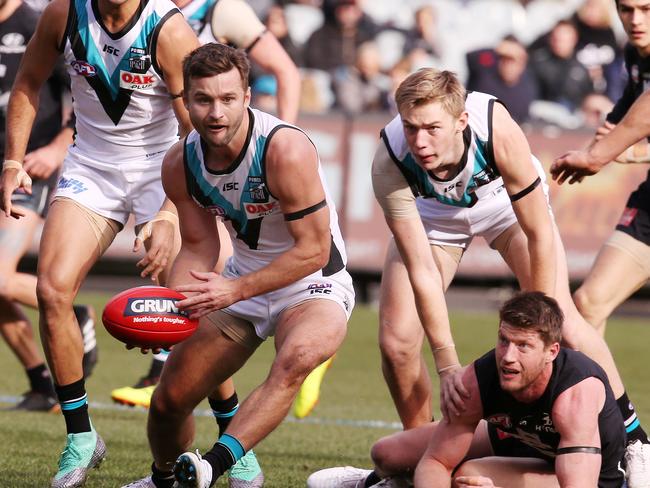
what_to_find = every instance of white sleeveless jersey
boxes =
[381,91,505,209]
[184,108,348,276]
[61,0,180,165]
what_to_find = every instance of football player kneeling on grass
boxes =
[307,292,626,488]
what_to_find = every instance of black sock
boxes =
[55,379,91,434]
[27,363,56,396]
[209,392,239,436]
[73,304,88,324]
[146,358,165,380]
[617,392,649,444]
[203,434,245,484]
[364,471,381,487]
[151,462,175,488]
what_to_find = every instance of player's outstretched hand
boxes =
[134,218,176,281]
[1,164,32,218]
[551,150,603,185]
[440,365,469,419]
[455,475,498,487]
[175,270,243,319]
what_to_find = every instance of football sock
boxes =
[55,379,91,434]
[203,433,244,482]
[73,305,96,353]
[145,358,166,380]
[617,392,649,444]
[151,462,175,488]
[209,392,239,435]
[27,363,56,396]
[364,471,381,486]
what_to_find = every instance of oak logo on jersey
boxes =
[119,70,159,91]
[71,60,97,77]
[244,201,278,219]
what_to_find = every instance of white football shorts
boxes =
[417,157,552,249]
[53,148,166,226]
[220,256,355,340]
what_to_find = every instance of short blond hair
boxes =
[395,68,466,118]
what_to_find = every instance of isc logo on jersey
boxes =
[123,297,189,317]
[119,70,159,91]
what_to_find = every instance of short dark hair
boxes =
[182,43,250,92]
[499,292,563,347]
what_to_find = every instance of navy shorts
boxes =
[616,175,650,246]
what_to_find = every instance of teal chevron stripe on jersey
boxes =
[75,0,114,96]
[76,7,161,100]
[185,141,246,228]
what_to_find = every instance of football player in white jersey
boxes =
[0,0,198,485]
[125,42,354,488]
[371,68,648,473]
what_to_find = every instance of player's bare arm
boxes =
[552,90,650,184]
[248,32,300,123]
[492,102,555,296]
[175,128,330,317]
[162,141,221,290]
[371,144,467,418]
[552,377,604,488]
[415,366,483,487]
[155,12,200,137]
[1,0,67,217]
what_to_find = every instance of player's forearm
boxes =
[413,457,452,488]
[527,231,556,296]
[410,275,459,371]
[4,87,39,162]
[589,92,650,164]
[236,239,328,300]
[167,246,218,290]
[275,66,301,124]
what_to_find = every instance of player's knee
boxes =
[370,438,394,473]
[573,286,608,324]
[149,383,192,419]
[36,273,75,311]
[379,334,419,369]
[271,349,319,390]
[453,459,481,478]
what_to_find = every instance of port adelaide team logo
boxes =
[120,47,158,91]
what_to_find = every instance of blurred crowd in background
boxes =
[22,0,628,128]
[245,0,626,130]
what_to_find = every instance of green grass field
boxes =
[0,290,647,487]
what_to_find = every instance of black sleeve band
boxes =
[246,29,267,53]
[509,176,541,203]
[556,446,602,455]
[284,199,327,221]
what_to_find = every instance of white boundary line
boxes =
[0,395,402,430]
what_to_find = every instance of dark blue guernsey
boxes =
[475,348,625,488]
